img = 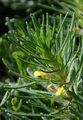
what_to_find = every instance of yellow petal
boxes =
[55,85,66,96]
[34,71,49,79]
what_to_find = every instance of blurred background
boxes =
[0,0,83,36]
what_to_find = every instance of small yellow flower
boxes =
[34,71,49,79]
[53,85,72,101]
[55,85,66,97]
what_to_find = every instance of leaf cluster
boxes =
[0,13,83,120]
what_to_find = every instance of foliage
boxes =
[0,13,83,120]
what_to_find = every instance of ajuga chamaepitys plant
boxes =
[0,13,83,120]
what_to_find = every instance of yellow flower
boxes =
[55,85,67,97]
[34,71,72,101]
[34,71,49,79]
[47,84,67,97]
[55,85,72,101]
[48,84,72,101]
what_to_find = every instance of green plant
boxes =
[0,13,83,120]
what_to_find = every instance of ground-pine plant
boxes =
[0,13,83,120]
